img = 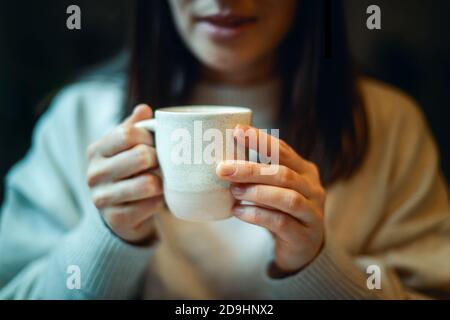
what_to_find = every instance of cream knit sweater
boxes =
[0,75,449,299]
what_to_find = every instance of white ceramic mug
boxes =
[135,106,252,222]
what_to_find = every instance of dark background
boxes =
[1,0,449,202]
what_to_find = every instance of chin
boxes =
[199,51,254,75]
[206,61,246,74]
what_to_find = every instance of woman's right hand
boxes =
[86,104,163,245]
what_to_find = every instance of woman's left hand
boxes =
[216,125,326,277]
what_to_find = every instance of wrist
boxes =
[267,261,299,279]
[268,241,325,279]
[101,214,158,248]
[127,227,159,247]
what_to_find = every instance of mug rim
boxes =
[155,105,252,115]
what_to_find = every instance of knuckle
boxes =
[279,139,291,156]
[147,197,164,212]
[120,126,135,147]
[86,143,97,159]
[280,166,293,184]
[286,192,302,211]
[135,144,152,168]
[273,214,289,233]
[252,186,262,202]
[92,192,110,208]
[87,167,106,187]
[154,177,163,193]
[315,208,325,222]
[246,206,261,223]
[249,162,258,178]
[316,187,327,202]
[239,162,253,179]
[308,161,320,176]
[155,196,165,208]
[87,173,97,188]
[140,175,159,197]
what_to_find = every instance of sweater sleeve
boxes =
[264,96,450,300]
[0,84,156,299]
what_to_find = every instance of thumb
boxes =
[123,104,153,126]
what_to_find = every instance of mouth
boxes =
[195,13,258,41]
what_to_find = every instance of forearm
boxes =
[264,243,386,300]
[0,212,156,300]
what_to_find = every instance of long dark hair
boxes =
[125,0,369,186]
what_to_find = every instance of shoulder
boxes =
[357,77,439,183]
[48,52,129,130]
[358,77,427,136]
[49,73,125,131]
[39,73,126,145]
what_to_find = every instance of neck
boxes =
[201,53,278,87]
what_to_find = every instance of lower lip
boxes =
[198,21,256,42]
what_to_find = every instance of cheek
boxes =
[169,0,196,40]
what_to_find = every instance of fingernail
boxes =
[235,124,248,130]
[218,162,236,176]
[233,126,245,138]
[231,185,246,196]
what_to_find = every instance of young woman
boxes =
[0,0,449,299]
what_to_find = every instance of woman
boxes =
[0,0,449,299]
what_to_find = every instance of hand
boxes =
[216,125,326,276]
[86,104,163,245]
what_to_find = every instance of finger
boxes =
[216,160,318,199]
[87,144,158,186]
[233,124,309,174]
[123,104,153,126]
[233,205,305,243]
[92,173,163,208]
[89,124,154,159]
[235,199,279,211]
[103,196,164,228]
[230,184,319,225]
[87,104,154,159]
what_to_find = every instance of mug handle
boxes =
[134,119,163,180]
[135,119,157,131]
